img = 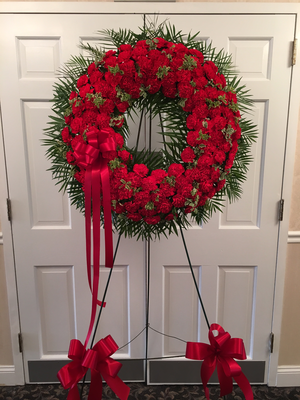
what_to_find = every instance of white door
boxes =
[148,14,295,384]
[0,13,147,384]
[0,11,295,385]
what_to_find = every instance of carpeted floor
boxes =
[0,383,300,399]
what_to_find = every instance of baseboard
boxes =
[0,365,16,386]
[277,365,300,386]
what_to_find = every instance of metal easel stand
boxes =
[80,233,122,399]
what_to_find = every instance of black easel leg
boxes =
[80,233,122,399]
[180,227,227,400]
[144,239,150,383]
[179,226,210,330]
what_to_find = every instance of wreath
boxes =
[44,23,256,240]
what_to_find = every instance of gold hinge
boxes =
[270,332,274,353]
[6,198,12,222]
[278,199,284,222]
[292,39,297,66]
[18,333,23,353]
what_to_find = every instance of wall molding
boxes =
[277,365,300,386]
[288,231,300,244]
[0,365,16,385]
[0,231,3,245]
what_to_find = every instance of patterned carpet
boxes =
[1,383,300,400]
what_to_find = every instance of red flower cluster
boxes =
[62,38,241,225]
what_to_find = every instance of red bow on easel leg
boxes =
[57,339,96,400]
[186,324,253,400]
[58,336,130,400]
[88,335,130,400]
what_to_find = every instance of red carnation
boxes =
[79,84,93,98]
[211,168,221,181]
[116,101,129,113]
[157,200,172,214]
[216,179,226,191]
[151,169,167,183]
[168,163,184,177]
[74,170,85,184]
[105,71,122,88]
[165,213,174,221]
[118,150,132,163]
[102,151,117,161]
[203,61,218,80]
[65,115,72,125]
[66,150,76,165]
[119,44,132,52]
[155,38,168,48]
[72,103,84,118]
[144,216,161,225]
[61,127,72,144]
[162,83,177,98]
[100,99,115,115]
[178,82,194,99]
[214,150,226,164]
[87,62,97,75]
[127,213,142,222]
[172,195,186,208]
[114,133,124,149]
[182,98,195,113]
[96,113,110,129]
[77,75,88,88]
[70,117,83,134]
[201,180,213,193]
[117,51,132,63]
[181,147,196,163]
[214,73,226,88]
[133,164,149,177]
[186,113,202,131]
[118,186,133,200]
[89,70,103,86]
[159,183,175,197]
[69,91,77,101]
[147,78,162,94]
[189,49,204,64]
[142,176,157,191]
[186,131,199,147]
[104,56,118,69]
[82,110,97,125]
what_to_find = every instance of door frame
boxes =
[0,105,24,385]
[0,2,299,386]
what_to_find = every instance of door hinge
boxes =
[18,333,23,353]
[292,39,297,66]
[278,199,284,222]
[270,332,274,353]
[6,198,12,222]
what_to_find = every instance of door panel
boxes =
[148,14,295,384]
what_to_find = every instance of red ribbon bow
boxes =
[186,324,253,400]
[74,127,116,348]
[89,335,130,400]
[58,335,130,400]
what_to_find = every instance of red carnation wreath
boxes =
[46,30,253,240]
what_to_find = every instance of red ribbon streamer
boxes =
[186,324,253,400]
[73,127,115,347]
[58,335,130,400]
